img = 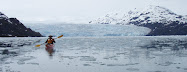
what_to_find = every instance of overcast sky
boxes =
[0,0,186,24]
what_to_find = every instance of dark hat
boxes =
[48,35,53,37]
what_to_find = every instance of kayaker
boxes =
[45,35,55,56]
[45,35,55,45]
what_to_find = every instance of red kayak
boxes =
[45,44,55,56]
[45,44,54,50]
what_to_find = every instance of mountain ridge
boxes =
[90,5,187,25]
[0,12,42,37]
[89,5,187,35]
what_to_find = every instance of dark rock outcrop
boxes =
[132,21,187,36]
[0,12,42,37]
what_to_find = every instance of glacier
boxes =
[25,24,151,37]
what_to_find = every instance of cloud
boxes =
[0,0,186,23]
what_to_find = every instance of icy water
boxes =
[0,36,187,72]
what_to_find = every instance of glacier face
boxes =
[89,5,187,25]
[25,24,151,37]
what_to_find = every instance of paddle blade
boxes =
[57,35,63,38]
[35,44,41,47]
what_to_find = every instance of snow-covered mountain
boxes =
[90,5,187,25]
[89,5,187,35]
[0,12,13,23]
[0,12,8,19]
[0,12,42,37]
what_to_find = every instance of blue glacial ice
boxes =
[25,24,151,37]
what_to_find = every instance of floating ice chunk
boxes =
[27,62,39,65]
[83,64,91,66]
[17,61,25,65]
[157,61,173,66]
[80,56,96,61]
[126,68,140,71]
[62,56,78,59]
[107,64,125,66]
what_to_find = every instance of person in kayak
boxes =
[45,35,56,44]
[45,35,55,56]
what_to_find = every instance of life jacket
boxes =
[47,39,54,44]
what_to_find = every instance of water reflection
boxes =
[140,38,187,57]
[137,38,187,68]
[142,39,187,50]
[45,44,55,56]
